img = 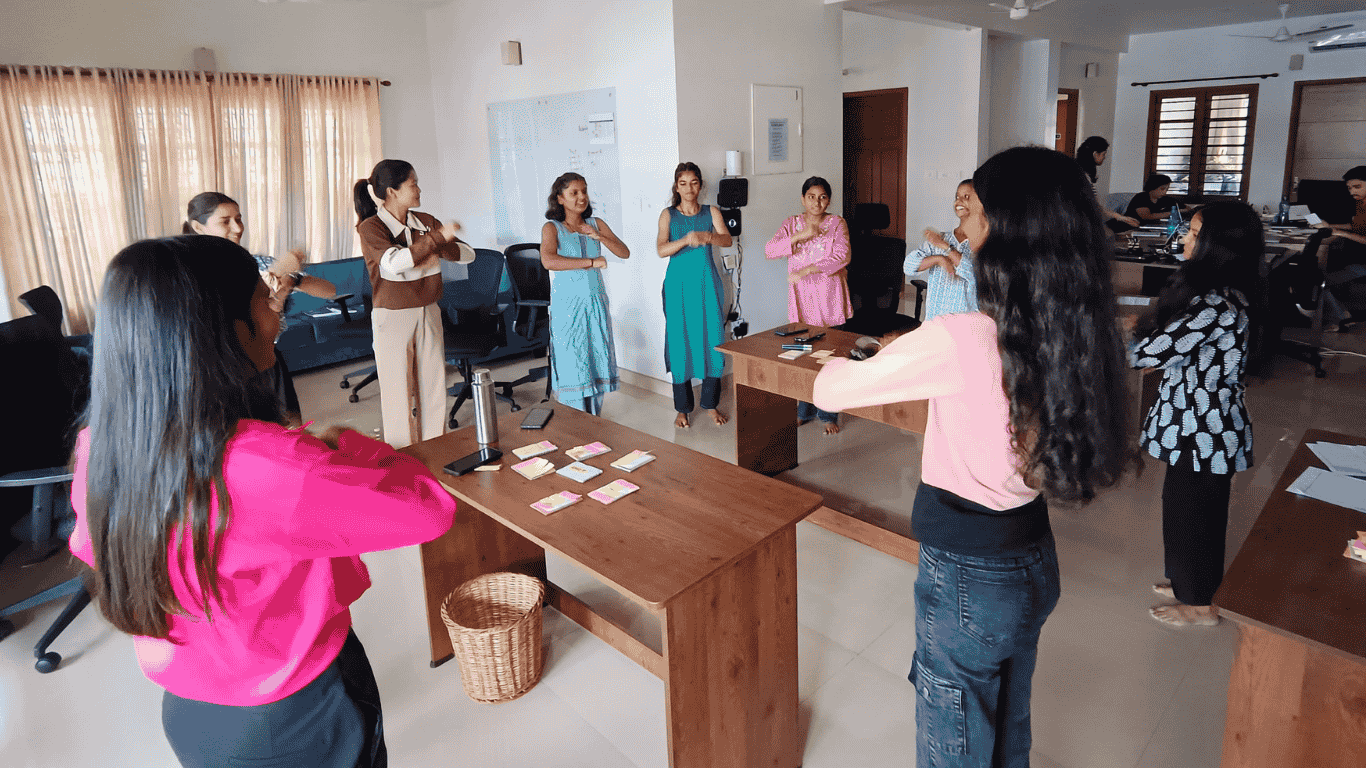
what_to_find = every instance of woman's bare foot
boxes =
[707,408,728,426]
[823,421,840,435]
[674,412,690,429]
[1152,582,1174,599]
[1149,602,1219,627]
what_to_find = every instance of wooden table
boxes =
[1212,428,1366,768]
[402,407,822,768]
[718,325,927,564]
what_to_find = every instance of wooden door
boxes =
[843,88,907,239]
[1056,88,1078,157]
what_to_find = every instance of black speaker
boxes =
[721,208,741,236]
[717,177,748,208]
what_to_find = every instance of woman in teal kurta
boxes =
[656,162,733,428]
[540,172,631,416]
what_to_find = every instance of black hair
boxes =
[1134,201,1267,358]
[801,176,832,198]
[353,159,415,224]
[972,145,1135,503]
[545,172,592,222]
[958,178,974,188]
[1075,136,1110,183]
[1143,174,1173,193]
[182,192,238,235]
[82,235,280,639]
[670,162,704,208]
[1344,166,1366,183]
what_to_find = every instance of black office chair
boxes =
[844,203,922,335]
[19,285,94,363]
[502,243,553,401]
[441,250,521,428]
[0,314,92,673]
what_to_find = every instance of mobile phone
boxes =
[520,407,554,430]
[442,447,503,477]
[793,333,825,344]
[774,327,808,337]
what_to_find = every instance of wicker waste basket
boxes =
[440,572,546,703]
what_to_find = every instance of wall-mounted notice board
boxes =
[487,87,622,246]
[751,84,803,176]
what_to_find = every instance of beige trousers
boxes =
[371,304,446,449]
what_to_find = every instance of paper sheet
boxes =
[1285,467,1366,513]
[1308,442,1366,476]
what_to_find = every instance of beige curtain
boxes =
[0,66,382,329]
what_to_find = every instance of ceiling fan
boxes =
[988,0,1056,21]
[1228,4,1354,43]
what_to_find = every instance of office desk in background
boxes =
[1213,428,1366,768]
[402,407,822,768]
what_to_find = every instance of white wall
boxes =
[673,0,844,340]
[1058,43,1121,194]
[986,36,1059,156]
[1113,11,1366,210]
[424,0,679,380]
[841,12,986,242]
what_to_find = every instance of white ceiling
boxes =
[835,0,1366,50]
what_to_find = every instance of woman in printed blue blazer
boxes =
[1129,201,1265,627]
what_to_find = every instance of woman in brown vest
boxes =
[353,159,473,448]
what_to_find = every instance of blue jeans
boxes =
[797,400,837,424]
[911,534,1060,768]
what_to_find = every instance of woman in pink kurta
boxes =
[765,176,853,433]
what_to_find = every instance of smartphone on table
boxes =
[774,326,809,337]
[520,407,554,430]
[442,447,503,477]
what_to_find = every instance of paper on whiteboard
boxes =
[1285,466,1366,513]
[768,119,789,163]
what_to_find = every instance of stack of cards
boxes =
[565,442,611,461]
[588,479,639,504]
[1346,532,1366,563]
[511,457,555,480]
[610,450,655,472]
[531,491,582,515]
[778,348,809,360]
[512,441,557,460]
[556,461,603,483]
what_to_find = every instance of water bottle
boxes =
[1166,206,1179,237]
[472,368,498,446]
[1275,195,1290,225]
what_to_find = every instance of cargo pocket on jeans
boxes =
[912,656,966,756]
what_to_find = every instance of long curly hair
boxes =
[973,146,1136,503]
[545,172,592,221]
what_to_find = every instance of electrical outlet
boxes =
[727,311,739,322]
[733,320,749,338]
[723,254,738,270]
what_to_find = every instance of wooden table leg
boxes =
[1221,623,1366,768]
[660,526,801,768]
[735,382,799,476]
[419,505,546,667]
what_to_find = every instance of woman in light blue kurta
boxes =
[540,172,631,416]
[656,162,733,428]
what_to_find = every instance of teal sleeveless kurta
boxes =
[663,205,726,384]
[548,219,619,401]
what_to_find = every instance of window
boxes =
[1143,84,1257,201]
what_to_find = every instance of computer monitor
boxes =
[1295,179,1355,224]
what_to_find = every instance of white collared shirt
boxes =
[374,206,474,282]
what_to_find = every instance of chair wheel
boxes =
[340,380,351,389]
[35,651,61,673]
[348,393,360,403]
[0,618,14,643]
[449,417,459,429]
[510,404,522,412]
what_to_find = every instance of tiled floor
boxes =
[4,334,1365,767]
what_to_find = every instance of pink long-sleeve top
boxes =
[69,421,457,706]
[812,312,1036,511]
[765,214,853,327]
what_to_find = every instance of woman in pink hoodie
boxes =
[70,235,457,768]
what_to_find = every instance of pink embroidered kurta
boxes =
[765,214,853,327]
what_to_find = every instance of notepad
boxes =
[512,440,557,460]
[531,491,582,515]
[610,450,655,472]
[565,442,611,461]
[556,461,603,483]
[588,479,640,505]
[511,457,555,480]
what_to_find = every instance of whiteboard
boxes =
[487,88,622,246]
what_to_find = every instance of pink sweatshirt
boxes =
[812,312,1037,511]
[70,421,457,706]
[765,214,853,327]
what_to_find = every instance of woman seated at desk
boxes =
[1119,174,1189,232]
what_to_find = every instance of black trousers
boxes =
[162,629,386,768]
[1161,457,1232,607]
[672,377,721,414]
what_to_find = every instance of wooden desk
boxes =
[718,325,928,564]
[403,407,822,768]
[1213,428,1366,768]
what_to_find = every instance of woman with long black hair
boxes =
[1076,135,1140,231]
[814,146,1134,768]
[1130,201,1265,627]
[69,235,457,767]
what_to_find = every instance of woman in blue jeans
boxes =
[815,146,1134,767]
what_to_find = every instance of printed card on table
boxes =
[531,491,582,515]
[610,450,655,472]
[778,349,809,360]
[512,440,557,460]
[511,457,555,480]
[556,461,603,483]
[565,441,611,461]
[588,479,640,505]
